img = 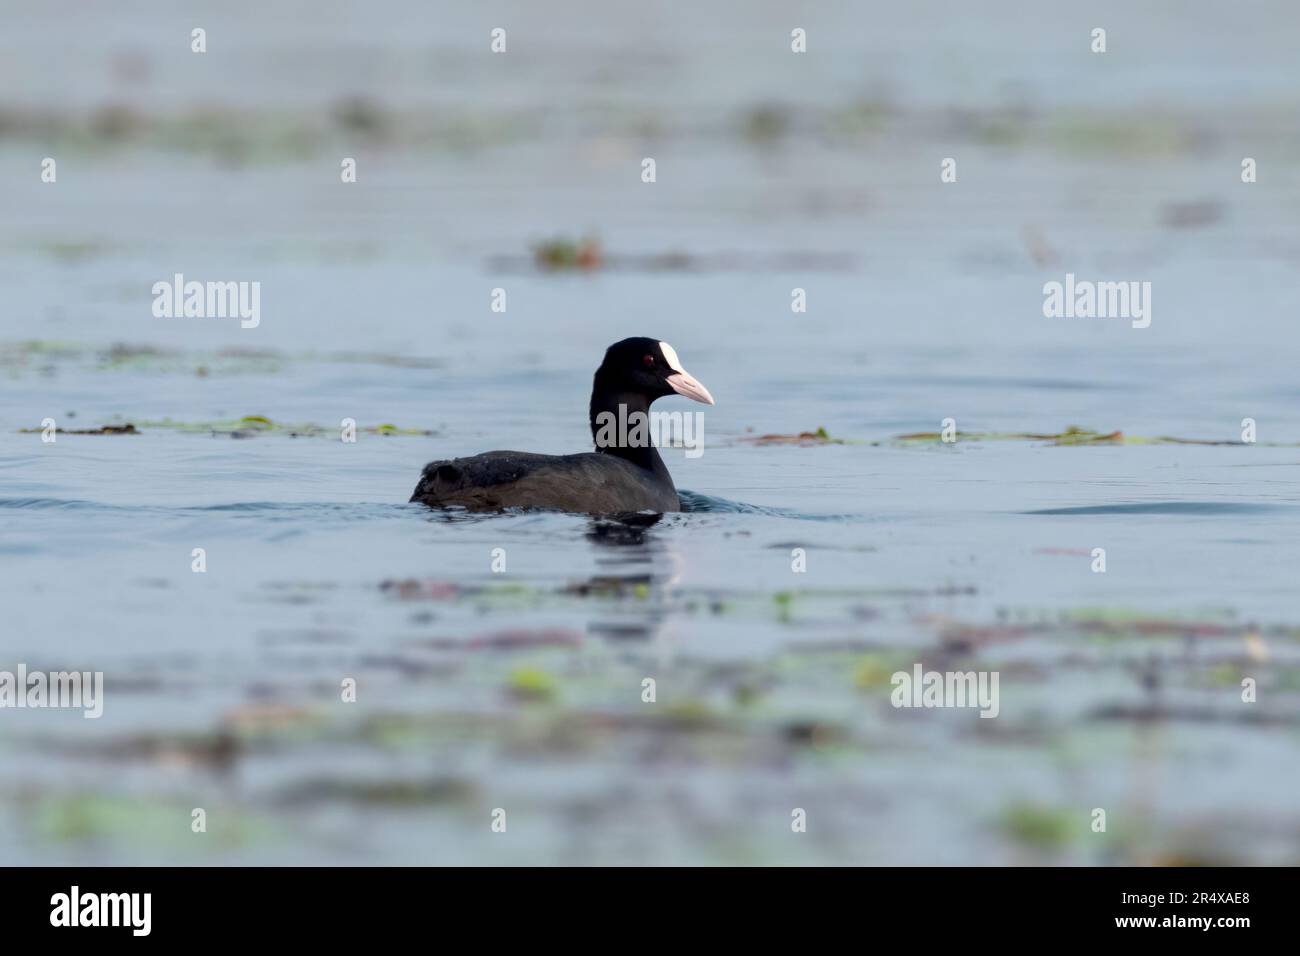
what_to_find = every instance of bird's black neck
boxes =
[589,388,670,479]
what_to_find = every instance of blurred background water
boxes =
[1,0,1299,864]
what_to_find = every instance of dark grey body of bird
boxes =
[410,450,681,514]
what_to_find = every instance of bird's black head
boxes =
[592,337,715,407]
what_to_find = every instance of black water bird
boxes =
[410,337,714,514]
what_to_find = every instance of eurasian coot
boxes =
[410,337,714,514]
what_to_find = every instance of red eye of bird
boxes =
[643,354,655,368]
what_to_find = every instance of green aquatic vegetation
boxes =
[1055,607,1240,628]
[893,426,1122,445]
[739,426,847,446]
[1060,609,1279,645]
[275,776,477,808]
[1055,428,1125,445]
[824,98,892,140]
[1048,115,1191,157]
[971,116,1028,147]
[7,104,537,161]
[508,667,558,702]
[38,239,111,263]
[563,577,652,599]
[1000,803,1076,850]
[16,414,434,438]
[0,339,83,362]
[32,793,278,848]
[136,416,433,438]
[533,236,604,271]
[357,713,500,750]
[773,591,796,623]
[852,655,895,690]
[731,680,766,707]
[660,698,720,729]
[889,425,1279,447]
[0,340,443,375]
[1204,663,1246,688]
[18,423,138,435]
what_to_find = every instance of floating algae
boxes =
[495,244,855,275]
[31,792,281,849]
[533,236,605,271]
[888,425,1277,447]
[16,416,433,438]
[507,667,559,702]
[138,416,433,438]
[18,423,139,435]
[739,426,847,446]
[1000,803,1077,850]
[733,425,1272,448]
[0,340,444,376]
[273,775,477,808]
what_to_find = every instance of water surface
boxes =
[2,0,1299,865]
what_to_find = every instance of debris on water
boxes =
[0,340,443,376]
[889,425,1273,447]
[740,426,844,446]
[783,720,841,749]
[275,775,476,808]
[224,703,321,735]
[563,576,651,599]
[1020,224,1059,266]
[331,95,390,137]
[42,728,241,770]
[18,423,138,435]
[1160,199,1224,230]
[130,416,434,438]
[533,236,604,271]
[1244,632,1269,663]
[894,425,1122,445]
[1087,703,1289,726]
[742,103,791,144]
[499,244,855,275]
[380,579,460,601]
[467,628,582,651]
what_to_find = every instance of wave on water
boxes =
[0,498,419,520]
[0,497,116,511]
[1021,501,1289,516]
[677,489,862,521]
[0,495,862,524]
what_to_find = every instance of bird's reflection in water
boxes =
[578,513,683,644]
